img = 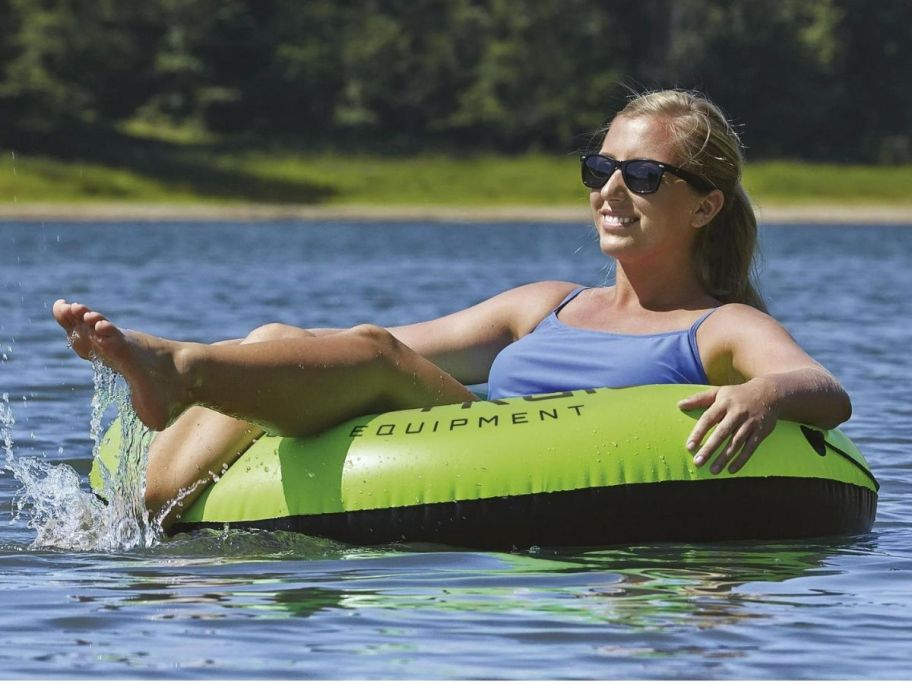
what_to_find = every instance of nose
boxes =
[599,166,627,200]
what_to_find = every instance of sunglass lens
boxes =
[581,156,617,188]
[623,160,663,194]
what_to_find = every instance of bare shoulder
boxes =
[495,280,581,336]
[390,279,578,348]
[499,279,581,303]
[700,303,818,381]
[704,303,794,340]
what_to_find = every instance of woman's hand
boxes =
[677,378,781,474]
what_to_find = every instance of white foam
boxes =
[2,363,163,551]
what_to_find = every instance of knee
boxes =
[243,322,313,344]
[347,323,402,362]
[143,479,172,521]
[144,473,212,529]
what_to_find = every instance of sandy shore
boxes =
[2,201,911,224]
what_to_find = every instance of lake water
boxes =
[0,219,910,678]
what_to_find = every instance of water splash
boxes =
[3,362,161,551]
[1,394,13,466]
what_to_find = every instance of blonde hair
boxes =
[610,89,766,312]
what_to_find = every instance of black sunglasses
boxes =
[580,154,715,195]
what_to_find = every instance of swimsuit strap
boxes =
[689,307,720,335]
[687,307,720,380]
[553,286,591,317]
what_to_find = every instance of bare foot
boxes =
[54,301,191,430]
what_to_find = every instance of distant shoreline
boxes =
[2,202,911,225]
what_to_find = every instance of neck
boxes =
[612,256,711,311]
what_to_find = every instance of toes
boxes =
[93,319,117,338]
[52,299,69,322]
[83,311,107,328]
[53,300,79,328]
[53,300,117,359]
[60,302,89,329]
[70,303,90,320]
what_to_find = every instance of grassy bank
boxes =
[2,147,910,208]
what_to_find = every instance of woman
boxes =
[53,90,851,530]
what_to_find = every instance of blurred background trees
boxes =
[1,0,909,162]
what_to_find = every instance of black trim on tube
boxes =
[174,477,877,550]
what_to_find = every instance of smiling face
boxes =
[590,114,716,264]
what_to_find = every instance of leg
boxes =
[53,303,476,524]
[145,407,262,528]
[64,309,475,435]
[181,323,474,432]
[56,299,263,528]
[145,324,314,529]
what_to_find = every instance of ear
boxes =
[691,189,725,228]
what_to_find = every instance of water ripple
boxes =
[1,221,911,678]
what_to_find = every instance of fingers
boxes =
[677,388,717,411]
[681,388,723,458]
[703,419,751,473]
[682,383,779,475]
[692,414,740,469]
[690,419,756,474]
[684,397,725,456]
[690,420,774,474]
[724,431,764,473]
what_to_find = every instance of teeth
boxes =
[602,215,637,226]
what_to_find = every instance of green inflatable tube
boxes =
[90,384,877,548]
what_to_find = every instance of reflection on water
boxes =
[553,544,840,628]
[60,531,838,637]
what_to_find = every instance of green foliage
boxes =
[3,148,910,207]
[663,0,912,162]
[0,0,909,162]
[743,161,912,203]
[0,1,165,128]
[666,0,840,157]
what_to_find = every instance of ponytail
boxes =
[694,184,766,311]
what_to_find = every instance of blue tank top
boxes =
[487,287,716,400]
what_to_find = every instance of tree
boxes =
[828,0,912,162]
[0,0,165,131]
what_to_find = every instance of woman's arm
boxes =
[216,281,577,386]
[388,280,579,385]
[679,304,852,473]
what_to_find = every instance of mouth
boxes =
[600,213,639,230]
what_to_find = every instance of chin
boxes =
[597,232,635,258]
